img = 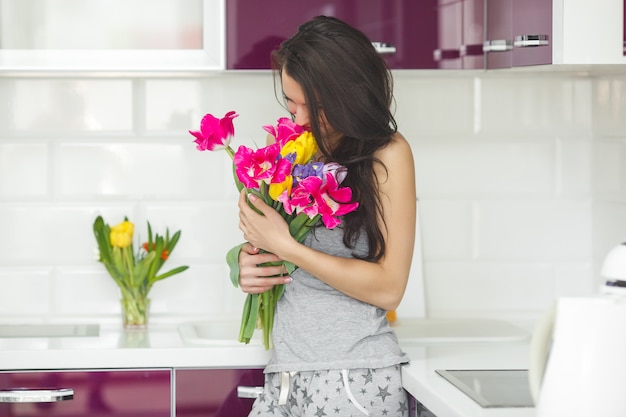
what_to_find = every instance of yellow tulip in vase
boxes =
[93,216,189,329]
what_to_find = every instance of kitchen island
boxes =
[0,319,535,417]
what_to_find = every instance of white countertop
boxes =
[0,318,536,417]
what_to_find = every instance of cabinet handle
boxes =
[460,44,484,57]
[483,40,513,53]
[371,42,396,54]
[433,49,460,61]
[514,34,549,48]
[0,388,74,403]
[237,386,264,399]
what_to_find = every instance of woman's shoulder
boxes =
[376,132,413,164]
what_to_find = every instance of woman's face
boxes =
[281,70,310,129]
[281,69,339,144]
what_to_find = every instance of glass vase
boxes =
[120,293,150,329]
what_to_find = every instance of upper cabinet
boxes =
[485,0,551,69]
[0,0,224,72]
[227,0,480,70]
[2,0,623,72]
[552,0,626,65]
[434,0,485,69]
[485,0,626,69]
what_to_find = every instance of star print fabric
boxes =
[249,366,409,417]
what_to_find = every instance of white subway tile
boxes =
[424,261,556,315]
[479,75,592,135]
[0,268,52,315]
[555,263,595,296]
[54,268,120,315]
[594,77,626,136]
[0,204,133,264]
[393,75,475,136]
[11,79,132,131]
[556,137,593,197]
[477,200,592,261]
[145,80,205,132]
[0,142,49,198]
[413,141,555,197]
[56,141,224,198]
[593,139,626,200]
[144,202,241,263]
[149,265,234,316]
[419,200,474,260]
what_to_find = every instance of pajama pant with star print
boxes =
[248,365,409,417]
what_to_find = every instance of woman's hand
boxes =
[237,189,294,258]
[238,243,292,294]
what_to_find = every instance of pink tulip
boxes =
[263,117,305,146]
[233,143,292,190]
[189,111,238,152]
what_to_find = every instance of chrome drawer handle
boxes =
[237,386,264,398]
[483,39,513,52]
[514,34,549,47]
[0,388,74,403]
[372,42,396,54]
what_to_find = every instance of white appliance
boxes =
[529,241,626,417]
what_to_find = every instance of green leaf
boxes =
[93,216,113,264]
[239,294,258,344]
[283,261,298,275]
[226,242,245,288]
[152,265,189,284]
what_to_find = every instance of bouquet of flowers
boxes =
[93,216,189,327]
[190,111,359,349]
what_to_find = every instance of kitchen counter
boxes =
[0,319,535,417]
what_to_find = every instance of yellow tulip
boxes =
[280,132,318,165]
[269,175,293,201]
[110,220,134,248]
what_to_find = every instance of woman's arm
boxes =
[238,133,416,311]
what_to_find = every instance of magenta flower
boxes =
[281,172,359,229]
[233,143,293,189]
[263,117,305,146]
[189,111,238,152]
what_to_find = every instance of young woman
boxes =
[237,16,417,417]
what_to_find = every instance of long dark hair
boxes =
[271,15,397,262]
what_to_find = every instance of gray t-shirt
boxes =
[265,226,409,373]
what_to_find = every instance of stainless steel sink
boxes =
[178,318,529,346]
[0,324,100,338]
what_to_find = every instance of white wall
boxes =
[0,69,625,324]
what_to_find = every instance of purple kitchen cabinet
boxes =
[0,369,171,417]
[434,0,485,69]
[485,0,514,69]
[485,0,551,69]
[176,368,264,417]
[511,0,552,66]
[226,0,440,69]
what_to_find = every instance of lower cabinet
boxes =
[0,369,171,417]
[408,393,437,417]
[175,368,264,417]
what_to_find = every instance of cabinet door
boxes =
[461,0,486,69]
[485,0,513,69]
[226,0,439,69]
[176,368,264,417]
[0,370,171,417]
[435,0,462,69]
[511,0,552,66]
[485,0,551,68]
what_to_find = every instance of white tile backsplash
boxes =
[0,70,625,324]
